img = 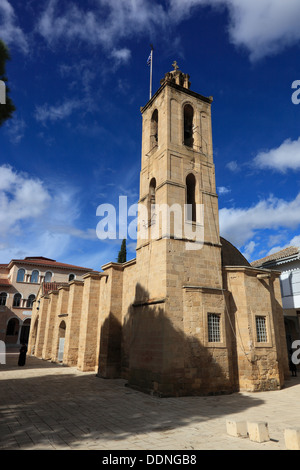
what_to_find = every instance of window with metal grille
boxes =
[208,313,221,342]
[256,316,268,342]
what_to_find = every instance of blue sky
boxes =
[1,0,300,270]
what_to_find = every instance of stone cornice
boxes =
[140,81,213,114]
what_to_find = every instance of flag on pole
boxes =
[148,45,154,100]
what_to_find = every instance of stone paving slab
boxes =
[0,348,300,450]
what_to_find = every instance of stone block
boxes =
[247,421,269,443]
[284,428,300,450]
[226,420,248,438]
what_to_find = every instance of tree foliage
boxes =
[117,238,127,263]
[0,39,16,127]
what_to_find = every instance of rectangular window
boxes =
[208,313,221,342]
[256,316,268,342]
[292,271,300,295]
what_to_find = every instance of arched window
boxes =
[59,320,66,337]
[6,318,19,336]
[150,109,158,149]
[30,270,39,283]
[68,274,75,282]
[13,293,22,307]
[45,271,52,283]
[186,173,196,222]
[148,178,156,224]
[149,178,156,206]
[27,294,35,308]
[0,292,7,306]
[17,268,25,282]
[183,104,194,147]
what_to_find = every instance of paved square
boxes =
[0,348,299,450]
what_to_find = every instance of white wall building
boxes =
[252,246,300,351]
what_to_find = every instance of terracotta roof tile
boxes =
[0,279,11,286]
[9,257,92,271]
[251,246,300,267]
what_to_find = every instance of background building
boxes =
[0,256,93,346]
[252,247,300,352]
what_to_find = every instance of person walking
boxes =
[18,343,27,366]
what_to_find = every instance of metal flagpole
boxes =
[149,45,153,100]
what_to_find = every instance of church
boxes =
[28,63,289,396]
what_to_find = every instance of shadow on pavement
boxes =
[0,353,268,449]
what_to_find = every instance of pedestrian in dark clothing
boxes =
[18,343,27,366]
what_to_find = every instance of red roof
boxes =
[7,257,93,271]
[0,279,11,286]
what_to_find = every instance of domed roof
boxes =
[220,237,250,267]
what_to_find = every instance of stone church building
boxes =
[28,64,289,396]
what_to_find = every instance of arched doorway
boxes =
[5,318,19,344]
[57,320,66,362]
[20,318,31,344]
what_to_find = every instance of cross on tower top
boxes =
[159,62,191,90]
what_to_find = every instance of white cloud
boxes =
[218,186,231,195]
[0,165,97,262]
[110,48,131,66]
[0,165,50,235]
[4,116,26,144]
[0,0,28,53]
[219,193,300,248]
[226,160,240,172]
[169,0,300,61]
[267,235,300,255]
[37,0,167,50]
[34,99,82,124]
[2,0,300,62]
[253,137,300,173]
[242,240,256,261]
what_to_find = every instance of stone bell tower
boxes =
[128,63,233,397]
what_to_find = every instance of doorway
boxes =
[20,318,31,344]
[58,321,66,362]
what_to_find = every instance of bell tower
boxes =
[136,62,222,289]
[128,63,231,397]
